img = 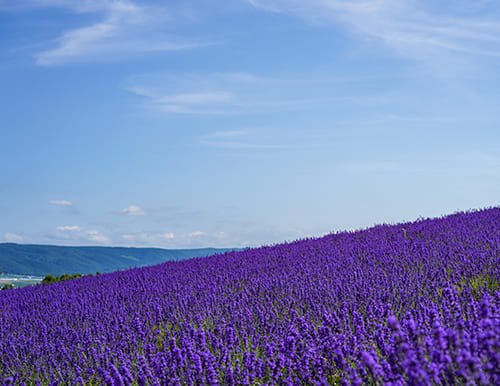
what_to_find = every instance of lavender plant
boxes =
[0,207,499,385]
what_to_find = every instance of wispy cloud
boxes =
[4,233,24,243]
[115,225,321,248]
[338,151,500,175]
[126,71,380,115]
[121,230,237,247]
[127,84,237,115]
[121,205,146,216]
[247,0,282,13]
[425,151,500,175]
[56,225,81,231]
[158,92,234,105]
[248,0,500,76]
[53,225,109,243]
[85,230,109,243]
[200,140,290,150]
[155,92,234,114]
[49,199,73,206]
[198,129,292,150]
[11,0,208,65]
[188,231,205,237]
[121,232,174,244]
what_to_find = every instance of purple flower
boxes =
[0,207,499,384]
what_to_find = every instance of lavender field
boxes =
[1,207,499,385]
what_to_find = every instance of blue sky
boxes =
[1,0,499,248]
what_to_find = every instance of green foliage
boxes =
[0,266,15,289]
[437,272,499,301]
[41,274,56,284]
[458,273,499,297]
[42,273,83,285]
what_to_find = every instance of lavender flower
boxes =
[0,207,498,384]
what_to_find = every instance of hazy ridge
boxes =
[0,243,240,276]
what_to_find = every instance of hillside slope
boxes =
[0,243,239,276]
[1,207,499,384]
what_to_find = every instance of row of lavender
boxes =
[1,207,499,385]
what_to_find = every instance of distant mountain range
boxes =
[0,243,242,277]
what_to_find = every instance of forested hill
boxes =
[0,243,240,276]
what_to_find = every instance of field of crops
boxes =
[1,207,499,385]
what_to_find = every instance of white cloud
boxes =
[118,227,319,249]
[122,230,230,247]
[49,199,73,206]
[157,92,234,114]
[4,233,24,243]
[122,205,146,216]
[53,225,109,244]
[26,0,207,66]
[86,230,109,243]
[127,72,367,115]
[158,92,233,105]
[247,0,282,13]
[127,85,236,115]
[198,128,291,150]
[56,225,81,231]
[247,0,500,75]
[121,232,175,244]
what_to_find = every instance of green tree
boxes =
[42,274,56,284]
[42,273,83,284]
[0,267,15,289]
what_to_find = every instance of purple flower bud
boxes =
[388,315,400,331]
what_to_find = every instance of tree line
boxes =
[0,267,14,290]
[0,266,100,290]
[41,272,100,284]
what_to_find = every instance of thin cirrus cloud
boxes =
[199,130,291,150]
[49,199,73,206]
[126,72,372,115]
[128,85,236,115]
[16,0,208,66]
[156,92,234,114]
[247,0,500,75]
